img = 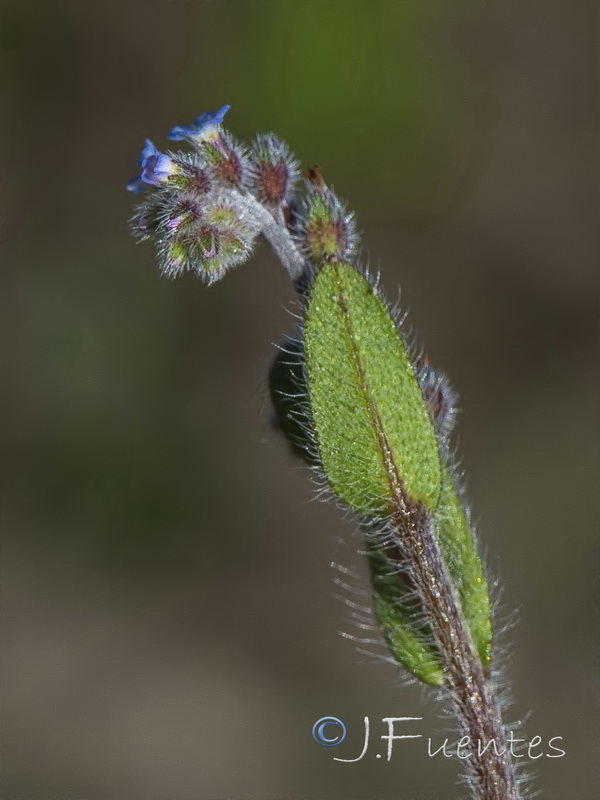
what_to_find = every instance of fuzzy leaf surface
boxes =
[302,261,492,679]
[303,261,441,515]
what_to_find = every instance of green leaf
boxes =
[301,261,492,681]
[434,474,492,670]
[303,261,441,515]
[366,537,445,686]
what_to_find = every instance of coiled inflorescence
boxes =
[126,105,357,284]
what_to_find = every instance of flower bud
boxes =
[153,194,260,283]
[248,134,298,208]
[415,358,457,443]
[130,194,164,239]
[294,167,358,264]
[201,132,248,189]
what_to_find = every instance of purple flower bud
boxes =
[416,358,457,442]
[162,198,202,233]
[248,134,298,208]
[294,167,358,264]
[129,193,165,240]
[186,167,212,196]
[133,209,155,235]
[194,225,220,260]
[206,137,246,189]
[150,192,261,284]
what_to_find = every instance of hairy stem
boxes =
[330,268,520,797]
[389,502,521,800]
[237,192,305,280]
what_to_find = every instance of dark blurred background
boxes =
[2,1,598,798]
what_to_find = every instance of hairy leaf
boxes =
[303,261,441,514]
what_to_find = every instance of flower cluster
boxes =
[127,105,358,283]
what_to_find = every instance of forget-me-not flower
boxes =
[167,104,231,143]
[126,140,180,193]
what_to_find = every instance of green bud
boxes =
[295,169,357,265]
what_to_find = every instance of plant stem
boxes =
[389,500,521,800]
[237,192,305,280]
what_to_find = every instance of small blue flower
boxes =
[126,140,179,193]
[167,104,231,142]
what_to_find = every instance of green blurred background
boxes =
[2,1,598,798]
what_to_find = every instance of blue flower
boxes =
[167,104,231,142]
[126,140,179,193]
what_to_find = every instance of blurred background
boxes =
[2,1,598,798]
